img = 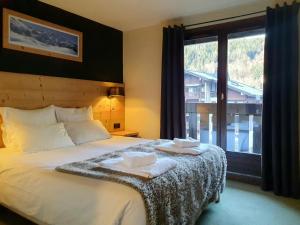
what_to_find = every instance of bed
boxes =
[0,72,227,225]
[0,135,226,225]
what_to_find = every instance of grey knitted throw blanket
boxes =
[56,140,227,225]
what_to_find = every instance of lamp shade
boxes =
[108,87,125,97]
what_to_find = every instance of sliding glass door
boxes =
[184,37,218,145]
[226,30,264,154]
[184,17,265,182]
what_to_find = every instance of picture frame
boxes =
[2,8,83,62]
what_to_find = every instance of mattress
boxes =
[0,136,151,225]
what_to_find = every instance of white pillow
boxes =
[1,123,16,148]
[2,122,75,153]
[64,120,111,145]
[0,106,56,125]
[55,106,93,122]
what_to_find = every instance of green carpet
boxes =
[0,181,299,225]
[196,181,300,225]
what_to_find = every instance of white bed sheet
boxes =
[0,136,152,225]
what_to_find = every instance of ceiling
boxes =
[40,0,265,31]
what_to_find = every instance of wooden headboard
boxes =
[0,71,125,148]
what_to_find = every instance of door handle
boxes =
[221,93,225,101]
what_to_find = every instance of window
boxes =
[184,16,265,180]
[185,37,218,143]
[227,30,264,154]
[188,87,194,93]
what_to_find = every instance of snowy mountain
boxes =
[9,16,78,55]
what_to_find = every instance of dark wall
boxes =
[0,0,123,83]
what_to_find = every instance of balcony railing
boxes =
[185,103,262,154]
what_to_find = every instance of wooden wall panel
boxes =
[0,71,125,148]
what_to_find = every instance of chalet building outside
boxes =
[185,70,262,104]
[184,70,263,154]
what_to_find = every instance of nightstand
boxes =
[111,130,139,137]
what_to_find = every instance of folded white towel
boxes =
[100,157,177,178]
[156,142,209,155]
[173,137,200,148]
[121,151,157,168]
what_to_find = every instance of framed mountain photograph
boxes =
[2,8,83,62]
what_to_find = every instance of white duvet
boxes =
[0,136,152,225]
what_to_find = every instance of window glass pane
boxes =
[184,37,218,144]
[226,30,264,154]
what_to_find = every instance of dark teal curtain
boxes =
[262,2,300,198]
[160,26,186,139]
